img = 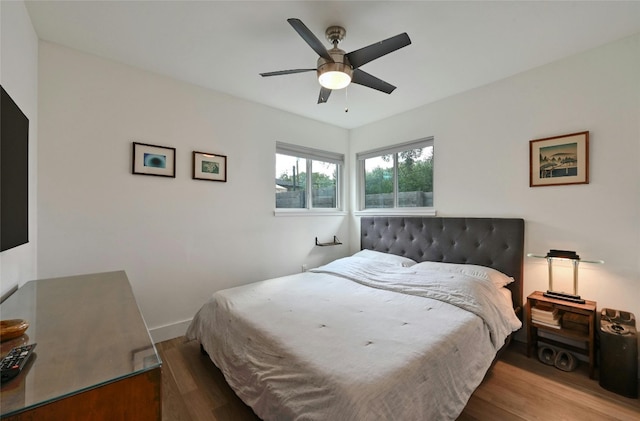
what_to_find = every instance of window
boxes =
[275,142,343,211]
[357,138,434,210]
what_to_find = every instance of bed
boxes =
[186,217,525,420]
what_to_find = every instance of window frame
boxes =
[355,137,435,215]
[275,142,345,215]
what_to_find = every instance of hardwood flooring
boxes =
[157,338,640,421]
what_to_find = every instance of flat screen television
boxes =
[1,85,30,252]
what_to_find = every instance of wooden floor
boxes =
[157,337,640,421]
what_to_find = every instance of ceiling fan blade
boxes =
[351,69,396,94]
[345,33,411,69]
[260,69,316,77]
[287,18,334,62]
[317,87,332,104]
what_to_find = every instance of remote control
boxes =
[1,343,36,383]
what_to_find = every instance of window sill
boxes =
[353,208,437,217]
[274,209,347,217]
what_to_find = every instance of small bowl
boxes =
[0,319,30,342]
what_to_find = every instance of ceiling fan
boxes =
[260,18,411,104]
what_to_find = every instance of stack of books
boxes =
[531,305,561,329]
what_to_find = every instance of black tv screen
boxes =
[1,85,29,252]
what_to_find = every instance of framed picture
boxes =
[529,131,589,187]
[193,151,227,182]
[132,142,176,177]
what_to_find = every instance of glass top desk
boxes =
[0,271,161,420]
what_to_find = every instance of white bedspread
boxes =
[186,257,521,421]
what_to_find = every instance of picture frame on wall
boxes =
[132,142,176,177]
[193,151,227,182]
[529,131,589,187]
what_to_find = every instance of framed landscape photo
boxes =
[529,131,589,187]
[193,151,227,182]
[132,142,176,177]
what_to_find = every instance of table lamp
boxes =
[527,249,604,304]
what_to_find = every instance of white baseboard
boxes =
[149,319,192,344]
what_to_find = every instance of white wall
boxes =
[350,34,640,331]
[37,42,350,341]
[0,0,39,299]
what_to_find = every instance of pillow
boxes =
[352,249,417,267]
[413,261,515,288]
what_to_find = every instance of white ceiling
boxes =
[24,1,640,129]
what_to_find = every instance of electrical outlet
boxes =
[301,264,308,272]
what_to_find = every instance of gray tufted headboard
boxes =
[361,217,525,314]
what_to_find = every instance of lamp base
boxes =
[543,290,586,304]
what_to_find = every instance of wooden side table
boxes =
[526,290,597,378]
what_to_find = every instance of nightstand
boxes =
[526,291,597,378]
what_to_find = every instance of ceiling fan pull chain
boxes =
[344,86,349,113]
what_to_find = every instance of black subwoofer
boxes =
[598,308,638,398]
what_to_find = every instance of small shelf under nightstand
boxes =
[526,290,597,379]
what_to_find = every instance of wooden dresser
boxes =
[0,271,161,420]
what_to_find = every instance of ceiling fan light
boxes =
[317,61,353,90]
[318,71,351,90]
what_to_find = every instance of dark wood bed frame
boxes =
[361,217,525,316]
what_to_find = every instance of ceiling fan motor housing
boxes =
[317,48,353,75]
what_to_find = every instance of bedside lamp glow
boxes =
[527,250,604,304]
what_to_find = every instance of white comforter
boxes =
[186,256,521,421]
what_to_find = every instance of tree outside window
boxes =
[360,139,434,209]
